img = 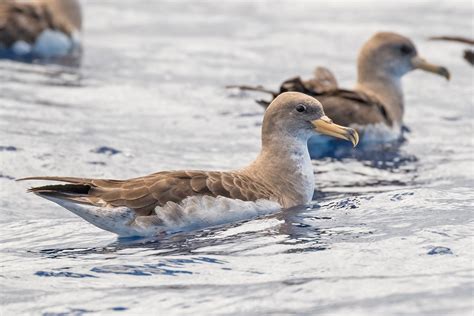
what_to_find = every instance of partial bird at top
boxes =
[0,0,82,62]
[228,32,450,153]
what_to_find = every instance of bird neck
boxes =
[356,66,405,124]
[243,133,315,208]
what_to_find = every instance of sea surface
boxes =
[1,0,473,315]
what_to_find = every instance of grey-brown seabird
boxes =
[429,35,474,66]
[19,92,358,237]
[229,32,450,144]
[0,0,81,59]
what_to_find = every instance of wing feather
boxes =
[22,170,275,217]
[255,75,391,126]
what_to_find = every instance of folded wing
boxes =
[20,171,274,216]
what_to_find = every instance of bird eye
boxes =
[400,44,413,55]
[295,104,306,113]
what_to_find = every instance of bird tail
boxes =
[428,36,474,45]
[17,176,158,236]
[225,84,278,96]
[225,84,276,109]
[18,176,94,204]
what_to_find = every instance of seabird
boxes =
[429,36,474,66]
[229,32,450,145]
[19,92,358,237]
[0,0,82,60]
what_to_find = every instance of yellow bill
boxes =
[312,116,359,147]
[411,56,450,80]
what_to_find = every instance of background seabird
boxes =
[429,35,474,66]
[229,32,450,145]
[0,0,82,60]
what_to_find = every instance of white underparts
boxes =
[43,195,281,237]
[289,150,314,203]
[353,123,402,144]
[11,29,81,58]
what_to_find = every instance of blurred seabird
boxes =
[19,92,358,237]
[429,35,474,66]
[230,32,450,145]
[0,0,81,60]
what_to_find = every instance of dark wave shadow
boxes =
[0,49,82,68]
[309,135,412,162]
[309,133,419,173]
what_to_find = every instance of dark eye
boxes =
[295,104,306,113]
[400,44,413,55]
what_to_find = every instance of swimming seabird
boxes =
[429,36,474,66]
[229,32,450,144]
[0,0,82,60]
[19,92,358,237]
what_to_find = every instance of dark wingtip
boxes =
[256,99,271,109]
[16,176,54,182]
[24,183,91,195]
[428,36,474,45]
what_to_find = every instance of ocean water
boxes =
[1,0,473,315]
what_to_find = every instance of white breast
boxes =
[289,151,315,204]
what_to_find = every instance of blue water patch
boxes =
[0,145,18,151]
[90,146,122,156]
[110,307,128,312]
[0,48,35,63]
[194,256,226,264]
[307,137,417,172]
[326,197,361,210]
[35,271,98,278]
[89,257,225,276]
[91,264,193,276]
[390,192,415,201]
[42,306,130,315]
[308,136,358,159]
[427,247,453,255]
[0,173,15,180]
[164,258,196,265]
[42,308,97,316]
[286,245,328,253]
[86,161,107,166]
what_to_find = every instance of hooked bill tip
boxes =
[349,129,360,147]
